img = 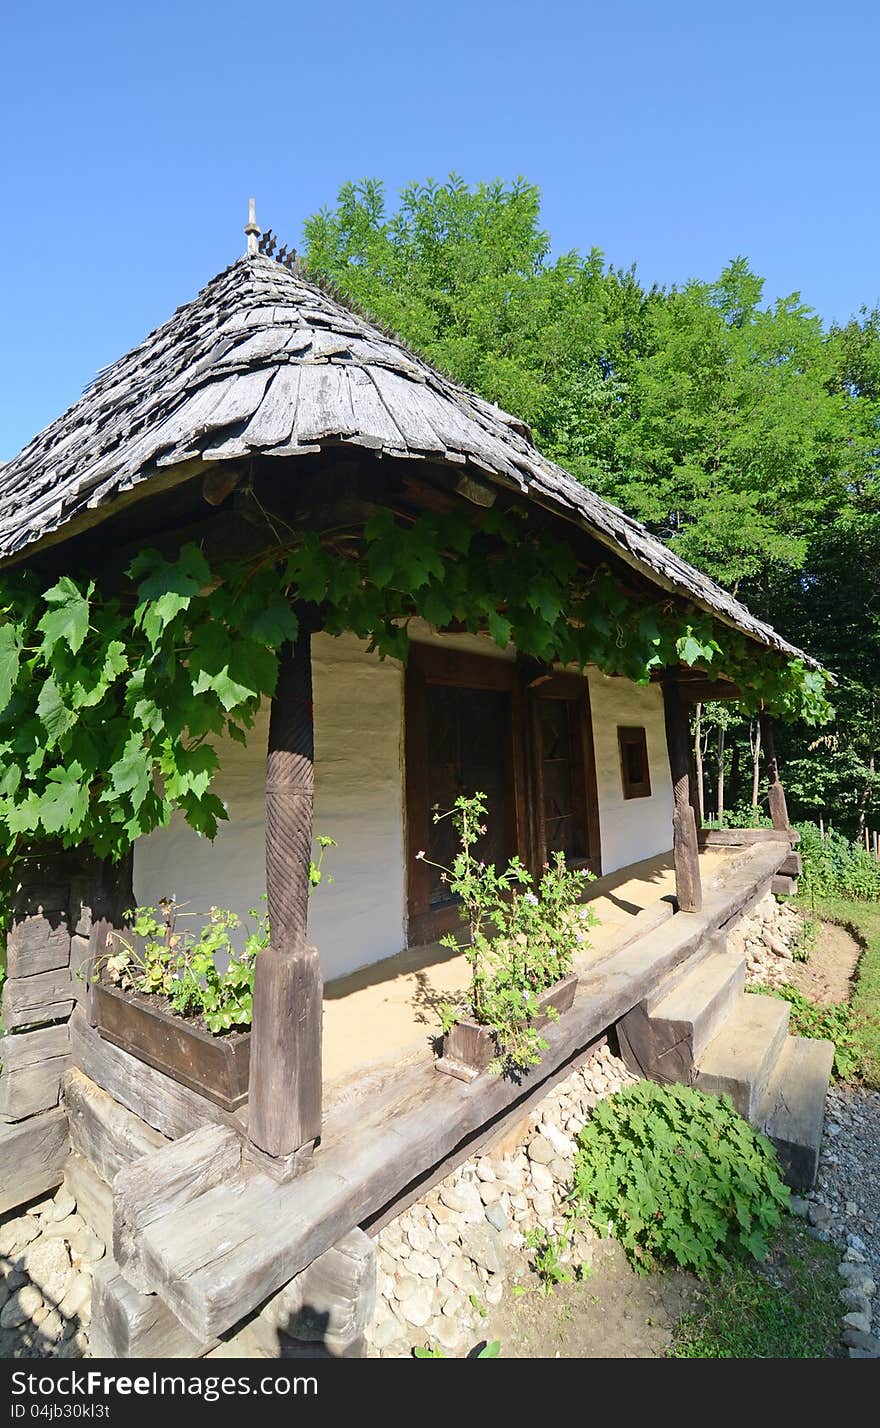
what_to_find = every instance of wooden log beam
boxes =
[64,1152,114,1246]
[0,1023,71,1122]
[62,1069,168,1186]
[1,966,74,1030]
[90,1262,216,1359]
[247,626,323,1171]
[759,711,790,832]
[662,678,703,914]
[0,1107,69,1215]
[69,1011,237,1140]
[114,1124,241,1292]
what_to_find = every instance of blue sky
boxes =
[2,0,878,458]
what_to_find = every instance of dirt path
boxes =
[485,1238,699,1358]
[787,920,862,1005]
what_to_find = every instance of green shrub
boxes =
[798,822,880,902]
[749,983,859,1079]
[570,1082,789,1276]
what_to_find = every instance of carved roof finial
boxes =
[244,197,261,257]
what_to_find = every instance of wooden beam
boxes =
[90,1263,216,1359]
[247,626,323,1171]
[759,711,790,832]
[69,1011,238,1140]
[662,678,703,913]
[0,1107,69,1215]
[0,1023,71,1121]
[62,1069,168,1185]
[674,679,743,702]
[114,1124,241,1292]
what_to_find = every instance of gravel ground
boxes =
[811,1082,880,1336]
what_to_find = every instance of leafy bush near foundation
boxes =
[428,792,597,1074]
[570,1081,789,1275]
[748,982,859,1080]
[797,822,880,902]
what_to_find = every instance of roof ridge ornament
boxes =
[244,197,261,257]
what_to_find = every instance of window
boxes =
[618,726,651,799]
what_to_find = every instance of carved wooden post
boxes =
[662,678,703,914]
[758,710,790,832]
[247,627,322,1177]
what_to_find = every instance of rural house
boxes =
[0,215,833,1356]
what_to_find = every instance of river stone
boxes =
[439,1186,468,1214]
[406,1223,437,1255]
[1,1283,43,1329]
[527,1134,555,1165]
[0,1216,41,1257]
[808,1202,833,1231]
[44,1215,86,1241]
[392,1271,420,1303]
[842,1328,880,1354]
[371,1311,405,1351]
[23,1237,71,1300]
[433,1316,465,1353]
[475,1160,496,1183]
[436,1222,461,1245]
[460,1225,504,1276]
[399,1285,433,1328]
[529,1161,554,1194]
[47,1189,76,1222]
[446,1257,481,1297]
[39,1309,64,1344]
[485,1202,507,1233]
[842,1311,872,1334]
[539,1122,575,1159]
[479,1180,502,1205]
[840,1287,871,1315]
[58,1273,91,1321]
[407,1251,439,1280]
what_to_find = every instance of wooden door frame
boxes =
[525,670,602,878]
[404,645,528,946]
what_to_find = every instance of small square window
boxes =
[618,726,651,799]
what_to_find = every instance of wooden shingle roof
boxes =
[0,252,817,667]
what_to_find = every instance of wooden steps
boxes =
[694,994,791,1121]
[618,875,834,1193]
[759,1036,835,1190]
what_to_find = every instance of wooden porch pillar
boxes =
[758,710,790,832]
[247,626,323,1176]
[662,678,703,914]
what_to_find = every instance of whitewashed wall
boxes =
[586,670,673,874]
[133,633,674,979]
[133,632,407,982]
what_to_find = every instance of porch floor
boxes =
[322,846,730,1087]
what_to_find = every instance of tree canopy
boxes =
[304,176,880,834]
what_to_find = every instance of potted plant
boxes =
[427,793,597,1081]
[88,901,267,1110]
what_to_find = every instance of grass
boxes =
[796,894,880,1088]
[670,1221,841,1359]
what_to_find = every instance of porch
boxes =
[322,845,732,1086]
[45,835,790,1353]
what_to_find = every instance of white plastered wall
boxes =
[133,632,675,979]
[133,632,407,983]
[585,669,674,875]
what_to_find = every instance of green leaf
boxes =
[107,735,152,812]
[37,576,91,655]
[37,675,75,743]
[488,611,512,648]
[39,763,89,835]
[0,623,21,711]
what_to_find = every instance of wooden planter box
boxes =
[92,981,250,1111]
[436,972,578,1083]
